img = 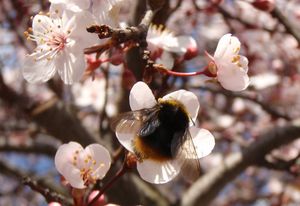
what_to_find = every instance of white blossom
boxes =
[23,5,98,84]
[213,33,250,91]
[115,82,215,184]
[147,25,197,68]
[54,142,111,189]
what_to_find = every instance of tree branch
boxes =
[181,122,300,206]
[271,7,300,46]
[192,85,291,120]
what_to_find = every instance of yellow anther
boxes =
[92,160,96,165]
[233,47,240,54]
[231,55,240,63]
[84,159,89,163]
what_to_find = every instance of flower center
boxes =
[231,55,242,68]
[72,150,106,186]
[24,15,71,62]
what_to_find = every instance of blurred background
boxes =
[1,0,300,205]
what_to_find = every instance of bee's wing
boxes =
[171,130,202,182]
[110,108,158,134]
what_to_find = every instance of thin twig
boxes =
[23,177,73,205]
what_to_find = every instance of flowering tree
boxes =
[1,0,300,205]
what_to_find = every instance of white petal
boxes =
[61,162,86,188]
[54,142,83,174]
[222,36,241,59]
[32,15,54,37]
[129,81,157,111]
[156,51,174,69]
[67,11,99,47]
[188,127,215,159]
[164,36,197,54]
[22,54,57,83]
[217,63,250,91]
[115,119,140,153]
[214,33,232,59]
[85,144,111,179]
[162,90,199,122]
[137,160,181,184]
[56,47,86,84]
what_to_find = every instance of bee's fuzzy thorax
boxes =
[134,99,190,162]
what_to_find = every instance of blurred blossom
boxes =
[48,202,62,206]
[72,78,105,111]
[250,73,280,90]
[267,178,283,195]
[55,142,111,189]
[147,24,197,69]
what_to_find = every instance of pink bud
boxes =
[48,202,62,206]
[88,190,106,205]
[252,0,275,12]
[184,46,198,60]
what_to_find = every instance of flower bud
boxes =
[184,46,198,60]
[88,190,106,205]
[252,0,275,12]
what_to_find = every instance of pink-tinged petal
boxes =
[137,159,181,184]
[239,55,249,72]
[164,36,197,54]
[188,127,215,159]
[129,81,157,111]
[214,33,232,59]
[61,162,85,188]
[217,63,250,91]
[162,90,199,122]
[85,144,111,179]
[54,142,83,174]
[56,48,86,84]
[22,54,56,83]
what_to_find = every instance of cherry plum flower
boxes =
[147,25,197,69]
[211,33,250,91]
[115,82,215,184]
[54,142,111,189]
[23,6,98,84]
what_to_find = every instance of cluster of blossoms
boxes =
[23,0,122,84]
[22,0,251,204]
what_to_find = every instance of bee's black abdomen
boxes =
[138,100,190,159]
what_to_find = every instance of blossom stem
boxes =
[87,162,128,206]
[155,64,215,77]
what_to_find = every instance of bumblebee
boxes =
[112,98,201,179]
